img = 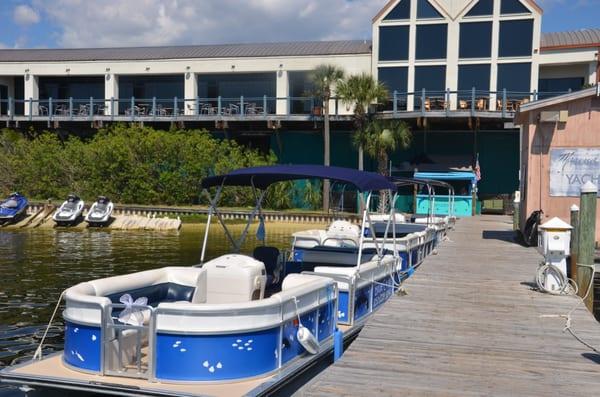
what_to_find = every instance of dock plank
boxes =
[298,216,600,397]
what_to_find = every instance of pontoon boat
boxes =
[0,165,431,396]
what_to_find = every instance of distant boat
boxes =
[0,193,28,223]
[85,196,113,226]
[53,194,84,226]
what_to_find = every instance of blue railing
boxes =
[0,89,575,120]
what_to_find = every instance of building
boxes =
[515,86,600,242]
[0,0,597,211]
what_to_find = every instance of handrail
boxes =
[0,89,577,119]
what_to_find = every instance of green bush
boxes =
[0,125,282,207]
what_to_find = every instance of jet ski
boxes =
[53,194,84,226]
[85,196,113,226]
[0,193,28,223]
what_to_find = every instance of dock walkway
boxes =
[298,215,600,396]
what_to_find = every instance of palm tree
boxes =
[336,73,389,171]
[309,64,345,212]
[355,119,412,176]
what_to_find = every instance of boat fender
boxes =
[297,325,319,355]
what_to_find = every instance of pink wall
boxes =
[520,96,600,242]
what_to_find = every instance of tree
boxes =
[309,64,345,212]
[355,119,412,176]
[354,119,412,211]
[336,73,389,171]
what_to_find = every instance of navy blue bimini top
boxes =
[201,165,396,192]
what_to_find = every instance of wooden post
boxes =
[577,182,597,312]
[570,204,579,282]
[513,197,520,231]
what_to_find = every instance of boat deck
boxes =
[299,215,600,396]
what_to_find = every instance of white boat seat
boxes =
[202,255,266,304]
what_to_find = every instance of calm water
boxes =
[0,223,307,376]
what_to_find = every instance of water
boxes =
[0,223,309,378]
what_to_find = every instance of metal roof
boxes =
[541,28,600,49]
[0,40,372,63]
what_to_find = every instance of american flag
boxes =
[474,153,482,181]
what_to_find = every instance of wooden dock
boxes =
[298,215,600,396]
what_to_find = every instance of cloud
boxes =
[13,4,41,26]
[33,0,387,48]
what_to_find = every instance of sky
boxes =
[0,0,598,49]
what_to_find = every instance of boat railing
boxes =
[101,303,155,380]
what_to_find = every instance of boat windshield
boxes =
[1,199,18,209]
[63,202,77,211]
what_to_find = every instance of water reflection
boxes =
[0,222,312,372]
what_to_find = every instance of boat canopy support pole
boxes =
[200,184,224,263]
[235,181,267,252]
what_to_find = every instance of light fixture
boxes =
[105,67,111,72]
[231,65,235,71]
[145,66,151,72]
[66,68,70,73]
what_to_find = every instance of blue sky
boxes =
[0,0,597,49]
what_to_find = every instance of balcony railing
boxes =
[0,89,572,122]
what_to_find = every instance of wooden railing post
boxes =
[570,204,580,282]
[577,182,598,312]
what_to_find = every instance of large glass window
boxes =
[538,77,585,99]
[459,22,492,58]
[289,71,313,114]
[499,20,533,57]
[119,75,184,115]
[384,0,411,20]
[497,63,531,98]
[416,24,447,60]
[378,67,408,110]
[458,64,491,93]
[39,76,104,100]
[120,75,184,99]
[417,0,443,19]
[0,84,7,115]
[39,76,105,114]
[197,72,275,98]
[379,26,410,61]
[415,66,446,92]
[198,72,276,113]
[465,0,494,17]
[501,0,531,14]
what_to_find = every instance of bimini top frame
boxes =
[200,165,398,265]
[390,176,456,220]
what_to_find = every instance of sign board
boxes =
[550,149,600,197]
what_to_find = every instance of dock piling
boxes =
[570,204,579,282]
[576,182,597,311]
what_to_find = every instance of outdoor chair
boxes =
[38,105,48,116]
[476,98,486,111]
[459,100,468,110]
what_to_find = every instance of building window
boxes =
[0,84,7,115]
[459,22,492,58]
[458,64,491,94]
[39,76,105,100]
[415,66,446,93]
[465,0,494,17]
[501,0,531,14]
[384,0,411,20]
[416,24,447,60]
[498,19,533,57]
[378,67,409,109]
[289,71,313,114]
[379,26,410,61]
[538,77,585,98]
[497,63,531,98]
[417,0,443,19]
